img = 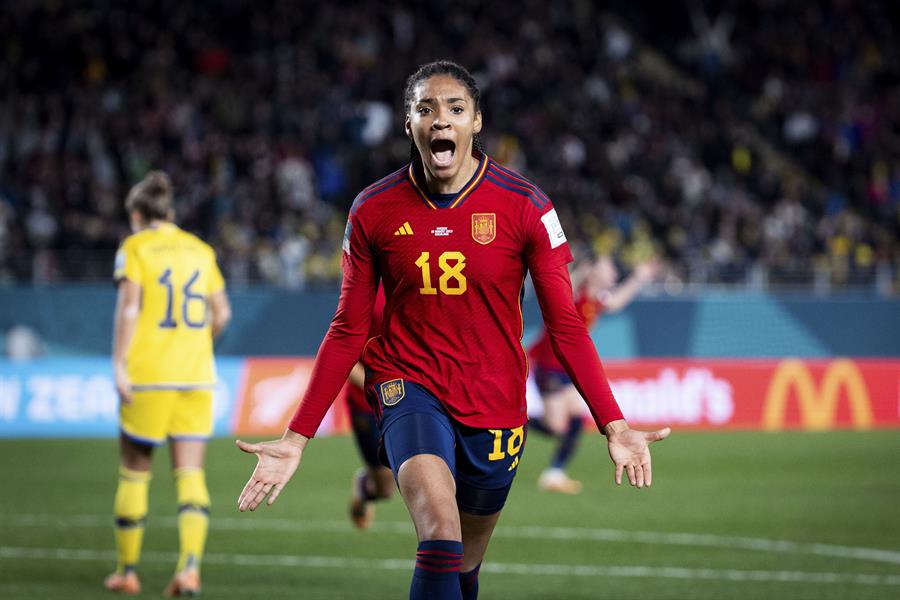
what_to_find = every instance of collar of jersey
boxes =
[407,151,489,210]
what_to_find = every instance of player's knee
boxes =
[174,467,210,509]
[418,516,461,542]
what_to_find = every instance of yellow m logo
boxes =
[763,359,873,431]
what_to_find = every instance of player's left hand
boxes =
[605,423,670,488]
[236,431,308,511]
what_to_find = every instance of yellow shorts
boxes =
[120,389,213,446]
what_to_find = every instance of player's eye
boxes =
[450,106,464,114]
[417,107,431,115]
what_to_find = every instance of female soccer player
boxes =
[106,171,231,596]
[528,255,659,494]
[237,61,669,600]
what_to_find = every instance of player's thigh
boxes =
[168,389,214,441]
[542,392,570,435]
[170,439,206,470]
[121,390,177,447]
[454,424,527,516]
[563,384,584,417]
[376,380,457,478]
[376,380,460,539]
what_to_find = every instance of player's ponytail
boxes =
[404,60,486,163]
[125,170,174,221]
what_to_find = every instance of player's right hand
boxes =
[236,432,308,511]
[114,367,133,405]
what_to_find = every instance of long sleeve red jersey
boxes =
[289,154,623,437]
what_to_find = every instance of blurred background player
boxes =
[107,171,231,596]
[527,255,659,493]
[346,284,395,528]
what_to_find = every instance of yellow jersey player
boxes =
[105,171,231,597]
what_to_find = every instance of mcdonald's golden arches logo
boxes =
[762,359,873,431]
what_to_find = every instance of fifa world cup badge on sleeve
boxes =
[380,379,406,406]
[540,209,567,249]
[342,220,353,255]
[472,213,496,245]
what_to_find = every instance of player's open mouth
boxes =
[430,139,456,168]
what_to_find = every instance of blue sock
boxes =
[459,562,481,600]
[410,539,463,600]
[551,416,584,470]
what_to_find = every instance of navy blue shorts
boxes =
[534,366,572,395]
[374,379,527,516]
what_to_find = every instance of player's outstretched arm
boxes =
[602,420,671,488]
[236,430,308,511]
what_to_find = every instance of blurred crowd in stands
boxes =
[1,0,897,293]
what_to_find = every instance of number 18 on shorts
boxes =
[377,380,527,515]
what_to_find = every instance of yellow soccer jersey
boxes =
[113,223,225,388]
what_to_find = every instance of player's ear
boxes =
[404,114,412,139]
[473,110,482,135]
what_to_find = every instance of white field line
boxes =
[4,513,900,567]
[0,546,899,587]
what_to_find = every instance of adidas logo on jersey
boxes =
[394,222,414,236]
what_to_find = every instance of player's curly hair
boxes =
[404,60,486,162]
[125,170,173,221]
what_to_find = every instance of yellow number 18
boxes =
[415,251,467,296]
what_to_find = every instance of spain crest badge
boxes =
[380,379,406,406]
[471,213,496,245]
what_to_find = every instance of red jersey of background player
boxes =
[345,285,386,413]
[529,289,606,372]
[290,153,622,436]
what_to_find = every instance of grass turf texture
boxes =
[1,431,898,599]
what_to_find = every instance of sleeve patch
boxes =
[342,220,353,255]
[540,209,567,249]
[113,249,126,278]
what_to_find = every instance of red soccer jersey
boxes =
[345,284,386,413]
[529,289,606,371]
[290,153,623,436]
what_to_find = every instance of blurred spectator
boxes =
[0,0,896,294]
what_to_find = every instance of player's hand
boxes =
[114,366,133,405]
[604,421,670,488]
[634,258,660,283]
[236,431,308,511]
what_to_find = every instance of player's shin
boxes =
[113,466,151,573]
[552,416,584,470]
[174,467,210,573]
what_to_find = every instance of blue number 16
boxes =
[158,268,206,329]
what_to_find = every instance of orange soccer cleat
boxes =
[164,567,201,597]
[349,469,375,530]
[538,468,583,495]
[104,570,141,595]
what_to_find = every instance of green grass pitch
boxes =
[1,431,898,599]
